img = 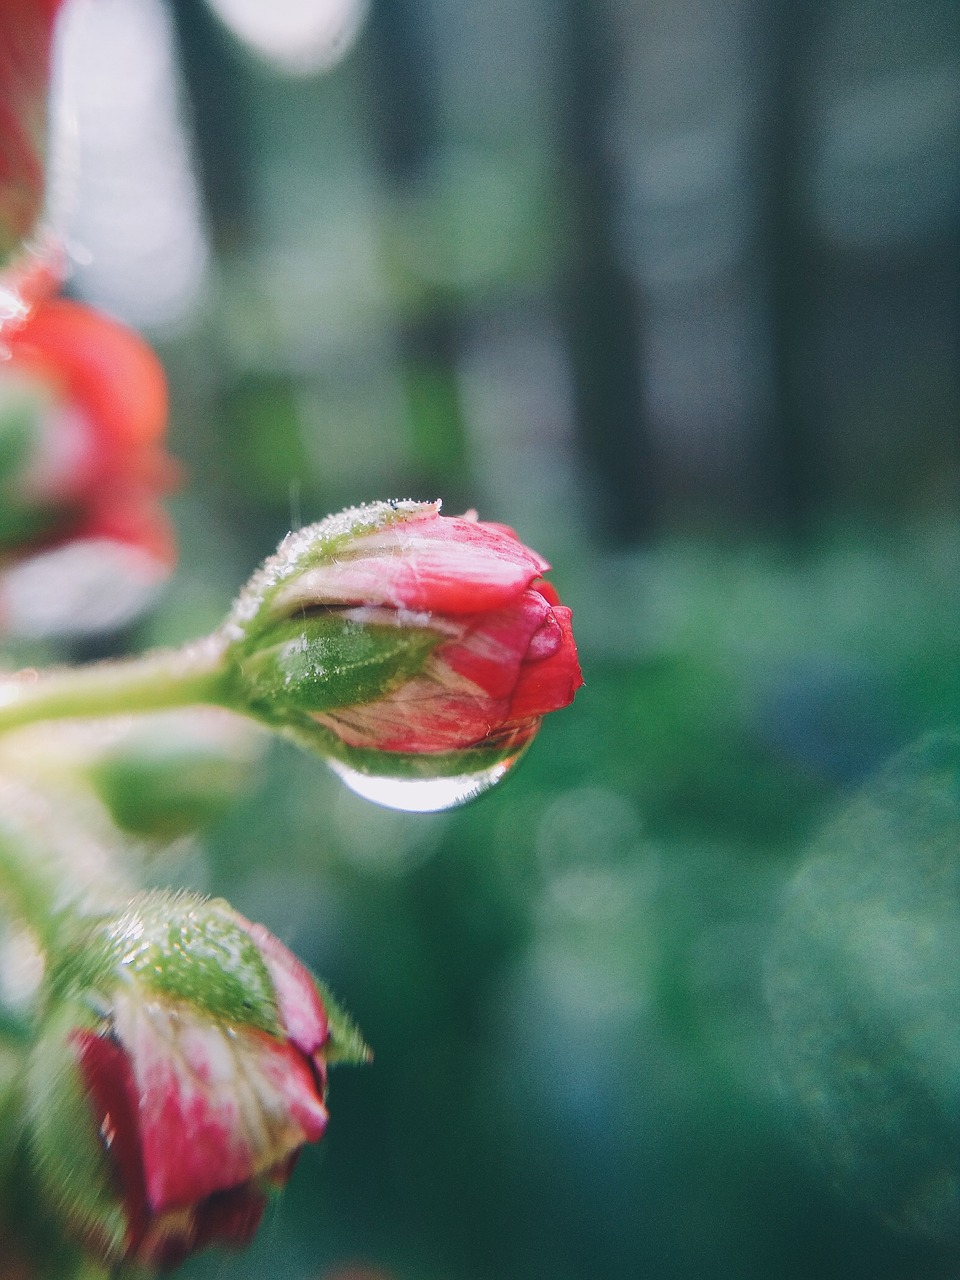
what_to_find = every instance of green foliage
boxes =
[769,733,960,1240]
[90,732,258,842]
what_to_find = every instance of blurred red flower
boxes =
[0,297,178,634]
[31,897,349,1272]
[0,0,64,263]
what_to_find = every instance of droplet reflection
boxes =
[325,756,521,813]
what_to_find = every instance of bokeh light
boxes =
[48,0,209,330]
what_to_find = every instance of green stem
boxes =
[0,635,230,735]
[0,635,233,949]
[0,828,59,952]
[0,780,137,953]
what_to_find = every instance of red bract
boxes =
[66,915,331,1272]
[0,297,178,634]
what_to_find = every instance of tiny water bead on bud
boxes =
[27,892,367,1273]
[221,501,583,811]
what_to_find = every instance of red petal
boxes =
[316,668,505,753]
[441,591,554,700]
[314,591,579,754]
[507,605,583,722]
[114,993,327,1215]
[7,300,168,449]
[192,1183,266,1253]
[526,611,563,660]
[284,515,549,615]
[71,1029,150,1249]
[531,577,560,606]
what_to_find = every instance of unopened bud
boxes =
[28,891,367,1272]
[219,501,582,808]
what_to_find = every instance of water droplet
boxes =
[325,755,520,813]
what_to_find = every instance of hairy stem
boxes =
[0,635,230,735]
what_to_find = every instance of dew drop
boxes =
[325,755,521,813]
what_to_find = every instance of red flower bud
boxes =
[225,501,582,806]
[0,298,178,634]
[27,894,367,1272]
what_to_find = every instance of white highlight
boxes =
[208,0,370,75]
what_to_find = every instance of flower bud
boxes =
[27,892,367,1272]
[221,501,582,805]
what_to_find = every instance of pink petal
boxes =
[236,917,328,1057]
[315,665,505,753]
[277,516,549,615]
[114,991,327,1214]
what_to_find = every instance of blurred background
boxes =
[45,0,960,1276]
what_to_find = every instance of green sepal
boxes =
[226,615,440,723]
[227,500,437,643]
[314,979,372,1067]
[26,1001,128,1264]
[48,892,282,1038]
[217,500,460,747]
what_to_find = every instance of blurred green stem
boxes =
[0,636,229,736]
[0,636,231,947]
[0,829,58,952]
